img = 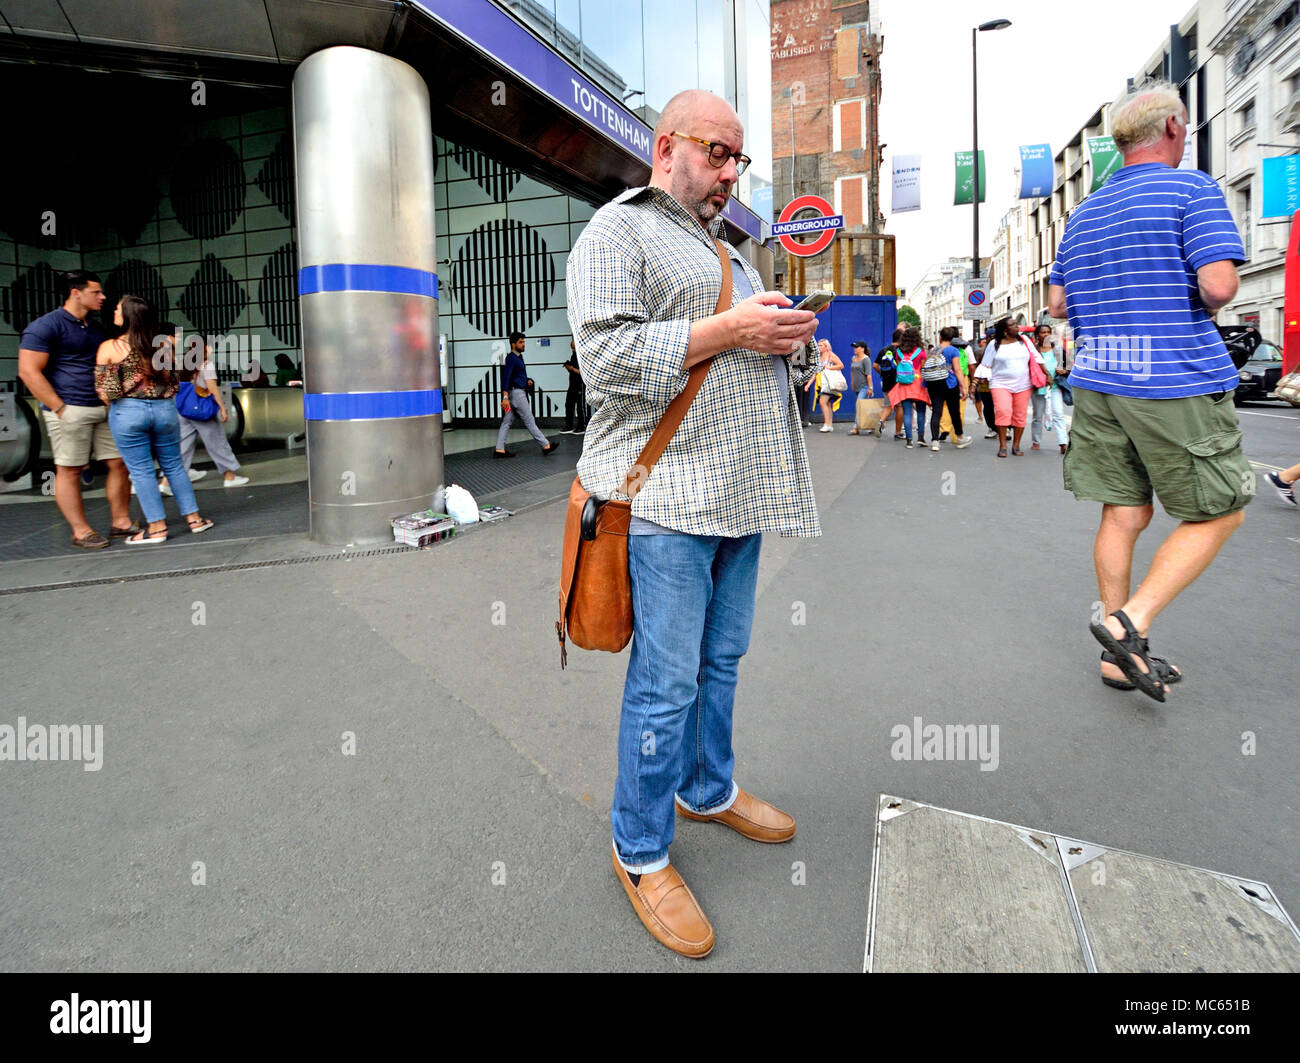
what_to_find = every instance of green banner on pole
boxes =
[954,151,986,205]
[1087,136,1122,192]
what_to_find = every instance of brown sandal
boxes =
[70,530,109,550]
[187,517,214,534]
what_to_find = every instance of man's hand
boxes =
[219,409,228,423]
[729,292,818,355]
[502,397,511,412]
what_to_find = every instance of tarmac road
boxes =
[1,398,1296,971]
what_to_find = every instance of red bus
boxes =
[1284,209,1300,374]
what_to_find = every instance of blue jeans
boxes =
[612,532,761,873]
[901,398,926,441]
[108,398,200,523]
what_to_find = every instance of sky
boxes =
[877,0,1196,299]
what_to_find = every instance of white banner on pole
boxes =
[891,154,921,214]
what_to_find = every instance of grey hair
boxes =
[1110,79,1185,153]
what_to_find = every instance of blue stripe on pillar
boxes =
[304,389,444,420]
[298,264,440,298]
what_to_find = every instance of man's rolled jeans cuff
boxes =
[613,841,669,876]
[674,779,739,817]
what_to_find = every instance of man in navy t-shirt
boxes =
[1048,81,1251,702]
[17,270,136,548]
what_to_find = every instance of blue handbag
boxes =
[176,381,219,421]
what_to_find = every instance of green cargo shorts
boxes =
[1063,387,1255,522]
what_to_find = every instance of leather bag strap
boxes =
[616,238,732,499]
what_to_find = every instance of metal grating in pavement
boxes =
[0,544,422,596]
[865,795,1300,973]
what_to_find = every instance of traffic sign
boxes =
[963,277,990,320]
[776,194,843,258]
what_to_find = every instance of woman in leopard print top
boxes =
[96,294,213,543]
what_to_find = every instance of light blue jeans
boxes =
[1047,387,1070,446]
[108,398,200,523]
[901,398,926,441]
[612,531,761,873]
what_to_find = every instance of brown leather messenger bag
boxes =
[556,238,733,669]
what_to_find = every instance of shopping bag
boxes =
[855,397,886,432]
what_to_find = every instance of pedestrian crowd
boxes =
[802,317,1074,458]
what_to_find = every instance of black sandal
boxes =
[1100,650,1182,690]
[1089,610,1166,702]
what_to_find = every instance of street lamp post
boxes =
[972,18,1011,343]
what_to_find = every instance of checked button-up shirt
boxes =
[566,186,822,539]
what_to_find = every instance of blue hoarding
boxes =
[793,295,898,421]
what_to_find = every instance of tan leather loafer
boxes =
[611,847,714,959]
[676,787,796,843]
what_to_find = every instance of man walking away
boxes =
[1048,80,1250,702]
[494,331,558,458]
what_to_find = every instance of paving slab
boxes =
[866,797,1087,973]
[867,796,1300,973]
[1066,844,1300,973]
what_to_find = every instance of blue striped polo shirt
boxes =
[1049,162,1244,399]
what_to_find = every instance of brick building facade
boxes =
[771,0,885,293]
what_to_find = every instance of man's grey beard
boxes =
[692,188,728,224]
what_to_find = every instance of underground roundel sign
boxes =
[773,195,844,258]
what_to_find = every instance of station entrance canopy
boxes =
[0,0,765,247]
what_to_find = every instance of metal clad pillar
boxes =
[293,46,442,544]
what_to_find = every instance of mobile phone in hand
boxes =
[794,290,835,313]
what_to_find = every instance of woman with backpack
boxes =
[886,325,929,449]
[920,327,972,451]
[874,327,904,439]
[977,316,1046,458]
